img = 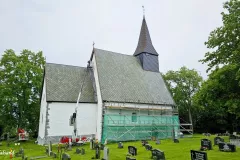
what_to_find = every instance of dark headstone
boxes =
[81,148,85,155]
[45,148,49,155]
[145,144,152,151]
[141,140,148,146]
[229,134,237,139]
[118,142,123,148]
[62,153,71,160]
[95,144,100,159]
[53,153,57,158]
[200,139,212,150]
[128,146,137,156]
[151,149,165,160]
[191,150,207,160]
[76,148,81,154]
[156,139,160,145]
[214,137,224,146]
[90,139,95,150]
[218,142,236,152]
[100,144,105,150]
[174,139,179,143]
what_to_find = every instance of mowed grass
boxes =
[0,135,240,160]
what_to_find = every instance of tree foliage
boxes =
[200,0,240,72]
[0,49,45,134]
[193,64,240,132]
[163,66,203,126]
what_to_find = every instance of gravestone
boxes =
[68,139,72,151]
[214,137,224,146]
[174,139,179,143]
[141,140,148,146]
[95,144,100,159]
[45,148,49,155]
[50,152,57,158]
[156,139,160,145]
[200,139,212,150]
[128,146,137,156]
[118,142,123,148]
[229,134,237,139]
[90,139,95,150]
[230,138,240,147]
[145,144,152,151]
[48,141,52,156]
[100,144,105,150]
[126,157,136,160]
[151,149,165,160]
[62,153,71,160]
[190,150,207,160]
[81,148,85,155]
[103,147,109,160]
[218,142,236,152]
[76,148,81,154]
[104,139,108,145]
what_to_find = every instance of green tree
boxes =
[200,0,240,72]
[0,49,45,134]
[163,66,203,129]
[193,64,240,132]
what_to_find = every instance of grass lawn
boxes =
[0,135,240,159]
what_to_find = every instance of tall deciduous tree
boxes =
[163,67,203,129]
[200,0,240,72]
[193,64,240,132]
[0,49,45,134]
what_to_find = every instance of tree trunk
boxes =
[188,108,193,133]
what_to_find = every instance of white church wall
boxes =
[92,54,103,141]
[104,102,173,110]
[47,102,97,137]
[38,78,47,139]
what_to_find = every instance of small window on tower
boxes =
[132,113,137,122]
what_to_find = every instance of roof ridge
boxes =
[94,48,135,57]
[46,62,87,68]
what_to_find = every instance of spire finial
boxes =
[93,41,95,48]
[142,6,145,18]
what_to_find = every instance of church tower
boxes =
[134,16,159,72]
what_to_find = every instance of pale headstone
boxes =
[118,142,123,149]
[156,139,160,145]
[103,147,109,160]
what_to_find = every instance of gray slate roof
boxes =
[45,63,96,103]
[134,18,158,56]
[94,48,175,105]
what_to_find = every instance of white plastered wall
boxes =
[92,54,103,141]
[38,78,47,139]
[47,102,97,136]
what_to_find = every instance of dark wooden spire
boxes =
[134,17,158,56]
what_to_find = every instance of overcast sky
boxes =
[0,0,226,79]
